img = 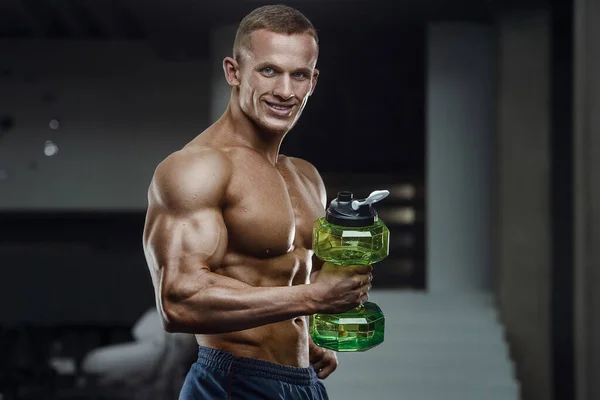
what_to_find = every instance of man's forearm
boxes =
[162,272,318,334]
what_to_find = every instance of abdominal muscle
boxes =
[195,251,313,368]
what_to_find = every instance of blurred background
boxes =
[0,0,598,399]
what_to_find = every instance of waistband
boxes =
[196,346,318,386]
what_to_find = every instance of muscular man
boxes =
[143,5,373,399]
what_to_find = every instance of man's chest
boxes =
[222,160,324,258]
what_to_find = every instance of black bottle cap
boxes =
[325,191,378,227]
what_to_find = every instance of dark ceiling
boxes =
[0,0,548,41]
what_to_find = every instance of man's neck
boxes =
[215,102,287,166]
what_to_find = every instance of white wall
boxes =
[0,40,210,210]
[426,24,495,292]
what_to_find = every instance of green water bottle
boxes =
[311,189,390,352]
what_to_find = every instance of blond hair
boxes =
[233,5,319,61]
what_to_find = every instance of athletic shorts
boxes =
[179,346,329,400]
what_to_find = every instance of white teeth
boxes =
[269,104,290,110]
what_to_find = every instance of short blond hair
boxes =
[233,5,319,61]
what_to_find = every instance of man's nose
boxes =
[273,75,294,100]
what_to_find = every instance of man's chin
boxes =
[257,118,294,135]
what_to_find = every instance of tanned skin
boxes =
[143,29,373,379]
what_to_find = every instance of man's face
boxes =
[236,29,319,135]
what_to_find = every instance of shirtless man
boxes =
[142,5,373,399]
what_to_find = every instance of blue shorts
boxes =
[180,346,329,400]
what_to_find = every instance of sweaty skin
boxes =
[142,29,372,373]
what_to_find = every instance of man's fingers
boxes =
[317,362,337,379]
[359,291,369,304]
[313,351,338,380]
[356,273,373,289]
[350,264,373,274]
[313,358,327,372]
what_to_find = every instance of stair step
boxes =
[326,383,520,400]
[321,291,519,400]
[338,350,514,369]
[369,290,496,303]
[337,361,515,381]
[383,316,504,331]
[332,369,518,386]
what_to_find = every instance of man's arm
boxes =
[143,147,319,335]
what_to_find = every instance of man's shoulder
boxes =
[285,156,326,196]
[151,145,233,201]
[286,156,321,179]
[286,156,327,207]
[157,145,232,178]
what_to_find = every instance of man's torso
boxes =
[187,138,325,367]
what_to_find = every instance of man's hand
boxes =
[310,262,373,314]
[309,340,338,379]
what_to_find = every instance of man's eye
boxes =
[262,67,275,75]
[293,72,308,79]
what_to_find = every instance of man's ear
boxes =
[309,68,319,96]
[223,57,240,86]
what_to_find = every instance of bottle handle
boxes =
[351,190,390,210]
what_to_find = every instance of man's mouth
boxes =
[265,101,294,116]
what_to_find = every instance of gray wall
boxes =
[426,23,495,293]
[0,39,211,325]
[0,40,210,211]
[0,239,155,325]
[574,0,600,398]
[210,25,237,124]
[496,10,552,400]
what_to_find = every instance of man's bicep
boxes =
[146,206,228,274]
[145,205,229,305]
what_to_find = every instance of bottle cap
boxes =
[326,190,389,227]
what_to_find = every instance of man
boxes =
[142,5,373,399]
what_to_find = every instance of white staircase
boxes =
[323,290,520,400]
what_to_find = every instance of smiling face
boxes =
[231,29,319,135]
